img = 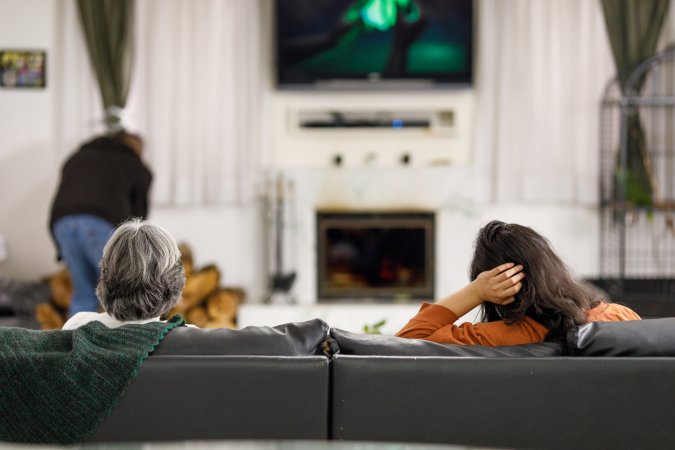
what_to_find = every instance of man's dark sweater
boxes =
[49,136,153,256]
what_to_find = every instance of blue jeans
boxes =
[53,215,115,317]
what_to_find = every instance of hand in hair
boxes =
[435,262,525,318]
[472,262,525,306]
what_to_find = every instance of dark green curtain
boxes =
[601,0,671,210]
[76,0,135,132]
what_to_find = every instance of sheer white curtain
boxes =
[55,0,105,158]
[130,0,271,205]
[473,0,616,205]
[57,0,271,205]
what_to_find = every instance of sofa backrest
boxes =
[332,318,675,358]
[329,327,563,357]
[153,318,329,356]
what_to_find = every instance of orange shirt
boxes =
[396,301,641,346]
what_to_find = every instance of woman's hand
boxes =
[472,262,525,306]
[434,262,525,318]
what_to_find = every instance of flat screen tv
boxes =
[275,0,473,88]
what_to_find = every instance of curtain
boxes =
[602,0,671,88]
[56,0,105,159]
[473,0,617,205]
[129,0,271,205]
[600,0,671,209]
[76,0,135,132]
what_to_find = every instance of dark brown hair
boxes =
[470,220,601,342]
[112,131,144,155]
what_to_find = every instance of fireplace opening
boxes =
[317,211,435,302]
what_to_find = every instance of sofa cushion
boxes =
[330,328,563,357]
[152,318,329,356]
[331,355,675,449]
[567,318,675,356]
[89,355,330,442]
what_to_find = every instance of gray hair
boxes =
[97,218,185,321]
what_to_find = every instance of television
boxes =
[275,0,473,88]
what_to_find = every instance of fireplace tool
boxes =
[267,174,296,304]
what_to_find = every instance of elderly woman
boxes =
[62,218,186,330]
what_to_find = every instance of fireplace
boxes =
[317,211,435,302]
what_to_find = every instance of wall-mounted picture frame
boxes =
[0,50,46,88]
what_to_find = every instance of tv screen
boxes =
[276,0,473,88]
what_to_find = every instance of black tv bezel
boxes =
[274,0,474,90]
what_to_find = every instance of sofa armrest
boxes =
[567,318,675,356]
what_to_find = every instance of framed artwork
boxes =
[0,50,46,88]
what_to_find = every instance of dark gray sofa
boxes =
[58,317,675,448]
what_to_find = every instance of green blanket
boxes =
[0,315,184,444]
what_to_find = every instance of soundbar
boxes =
[297,110,440,130]
[301,118,430,129]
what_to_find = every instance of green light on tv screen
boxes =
[356,0,420,31]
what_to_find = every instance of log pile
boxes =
[35,269,71,330]
[164,244,243,328]
[35,243,243,330]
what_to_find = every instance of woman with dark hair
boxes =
[396,220,640,345]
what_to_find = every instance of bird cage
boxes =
[599,47,675,301]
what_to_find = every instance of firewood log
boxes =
[203,316,236,329]
[36,303,64,330]
[206,289,240,321]
[185,306,209,328]
[182,260,194,278]
[178,242,194,277]
[171,265,220,314]
[47,269,72,310]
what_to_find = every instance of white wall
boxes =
[0,1,598,312]
[0,0,61,279]
[150,204,267,303]
[0,0,268,304]
[270,83,599,304]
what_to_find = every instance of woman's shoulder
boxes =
[62,312,169,329]
[587,301,641,322]
[62,312,108,330]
